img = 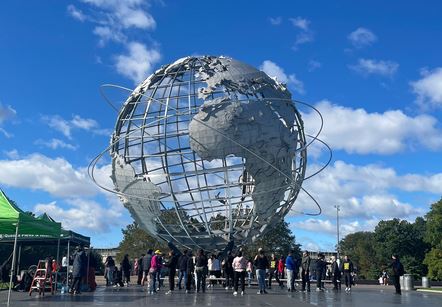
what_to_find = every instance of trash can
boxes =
[422,276,431,288]
[400,276,404,290]
[403,274,414,291]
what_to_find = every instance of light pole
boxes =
[334,205,340,259]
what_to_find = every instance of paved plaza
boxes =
[1,284,441,307]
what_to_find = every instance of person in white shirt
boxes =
[232,251,248,296]
[208,254,221,288]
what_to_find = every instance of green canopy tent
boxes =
[0,189,61,306]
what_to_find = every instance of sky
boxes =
[0,0,441,251]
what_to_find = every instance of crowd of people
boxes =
[100,248,405,296]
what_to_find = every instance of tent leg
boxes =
[16,244,22,277]
[66,240,70,291]
[7,221,19,307]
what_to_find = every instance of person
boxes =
[142,250,153,287]
[177,250,189,290]
[104,256,115,286]
[70,246,87,294]
[331,256,341,290]
[342,255,354,292]
[254,248,269,294]
[246,259,253,287]
[382,270,389,286]
[391,255,404,295]
[208,253,221,287]
[121,254,131,286]
[137,254,144,285]
[268,253,283,289]
[148,250,162,294]
[278,256,285,280]
[186,251,195,293]
[315,254,328,292]
[195,249,208,293]
[301,251,311,292]
[164,250,178,294]
[232,251,247,296]
[224,251,234,290]
[286,250,296,292]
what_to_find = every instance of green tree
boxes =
[423,199,442,280]
[242,221,301,259]
[340,231,379,279]
[116,222,167,263]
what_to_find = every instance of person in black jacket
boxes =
[254,248,269,294]
[177,250,189,290]
[342,255,354,292]
[120,254,131,286]
[391,255,404,295]
[224,251,234,289]
[137,254,144,285]
[165,250,178,294]
[195,249,208,293]
[315,254,329,292]
[331,256,341,290]
[186,251,195,293]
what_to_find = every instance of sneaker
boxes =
[165,290,172,295]
[241,291,244,296]
[225,287,229,290]
[233,291,238,296]
[316,288,321,292]
[348,288,351,292]
[257,291,262,294]
[185,290,189,294]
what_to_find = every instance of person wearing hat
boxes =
[148,250,162,294]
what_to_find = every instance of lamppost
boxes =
[334,205,340,259]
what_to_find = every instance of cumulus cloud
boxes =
[260,60,305,94]
[411,67,442,109]
[289,17,314,50]
[0,153,113,198]
[348,27,377,48]
[349,58,398,77]
[115,42,161,84]
[269,17,282,25]
[34,198,123,233]
[303,100,442,154]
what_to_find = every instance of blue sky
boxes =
[0,0,441,251]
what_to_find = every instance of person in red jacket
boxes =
[277,257,285,280]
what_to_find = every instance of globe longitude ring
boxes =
[89,55,330,251]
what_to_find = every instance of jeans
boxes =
[169,269,176,291]
[344,272,352,288]
[286,269,295,290]
[195,267,206,292]
[301,269,310,291]
[178,270,187,289]
[247,271,252,286]
[256,269,266,291]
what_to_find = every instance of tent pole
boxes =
[16,244,22,276]
[7,221,19,307]
[66,240,70,290]
[55,238,60,293]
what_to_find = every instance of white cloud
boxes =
[115,41,161,84]
[289,17,310,31]
[269,17,282,25]
[42,114,110,138]
[303,100,442,154]
[260,60,305,94]
[349,58,398,77]
[292,160,437,221]
[294,218,376,237]
[42,115,72,139]
[348,27,377,48]
[0,128,13,138]
[0,153,107,197]
[4,149,19,159]
[411,67,442,108]
[308,60,321,72]
[93,26,126,45]
[67,4,86,22]
[0,103,16,124]
[35,138,78,151]
[34,198,123,233]
[289,17,314,50]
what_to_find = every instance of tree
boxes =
[242,221,301,259]
[423,199,442,280]
[340,231,379,279]
[116,222,167,263]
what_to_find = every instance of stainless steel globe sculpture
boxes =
[106,56,308,251]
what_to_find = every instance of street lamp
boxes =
[334,205,340,259]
